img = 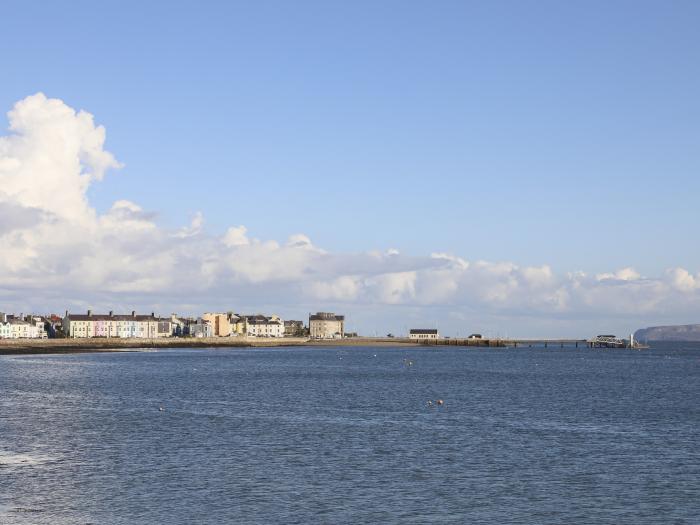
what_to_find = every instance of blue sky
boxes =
[1,1,699,335]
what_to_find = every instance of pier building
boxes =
[409,328,439,340]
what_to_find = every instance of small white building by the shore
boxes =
[409,329,439,340]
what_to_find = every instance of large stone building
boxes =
[63,311,172,338]
[309,312,344,339]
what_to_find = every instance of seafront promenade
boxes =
[0,336,426,354]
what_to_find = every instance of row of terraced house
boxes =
[0,309,346,340]
[61,311,283,339]
[63,311,173,339]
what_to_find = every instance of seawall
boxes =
[0,337,311,354]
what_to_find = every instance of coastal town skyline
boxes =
[0,309,347,341]
[2,2,700,338]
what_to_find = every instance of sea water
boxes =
[1,344,698,524]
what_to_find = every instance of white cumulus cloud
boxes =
[1,93,700,336]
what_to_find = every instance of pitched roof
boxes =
[245,315,282,325]
[7,319,32,326]
[67,313,171,322]
[309,313,344,322]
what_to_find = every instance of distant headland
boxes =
[635,324,700,342]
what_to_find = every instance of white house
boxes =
[28,316,47,338]
[7,319,41,339]
[0,313,11,339]
[243,315,284,338]
[0,313,44,339]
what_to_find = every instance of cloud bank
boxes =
[1,94,699,335]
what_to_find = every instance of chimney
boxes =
[109,311,113,317]
[151,312,155,318]
[87,310,92,317]
[65,310,68,319]
[132,310,136,317]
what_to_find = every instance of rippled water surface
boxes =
[1,344,699,524]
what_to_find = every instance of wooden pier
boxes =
[415,338,618,349]
[504,339,590,348]
[416,336,644,349]
[418,337,507,347]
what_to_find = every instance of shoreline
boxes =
[0,337,422,355]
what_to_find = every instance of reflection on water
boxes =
[0,451,60,469]
[1,344,699,524]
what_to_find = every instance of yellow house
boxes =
[202,313,234,337]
